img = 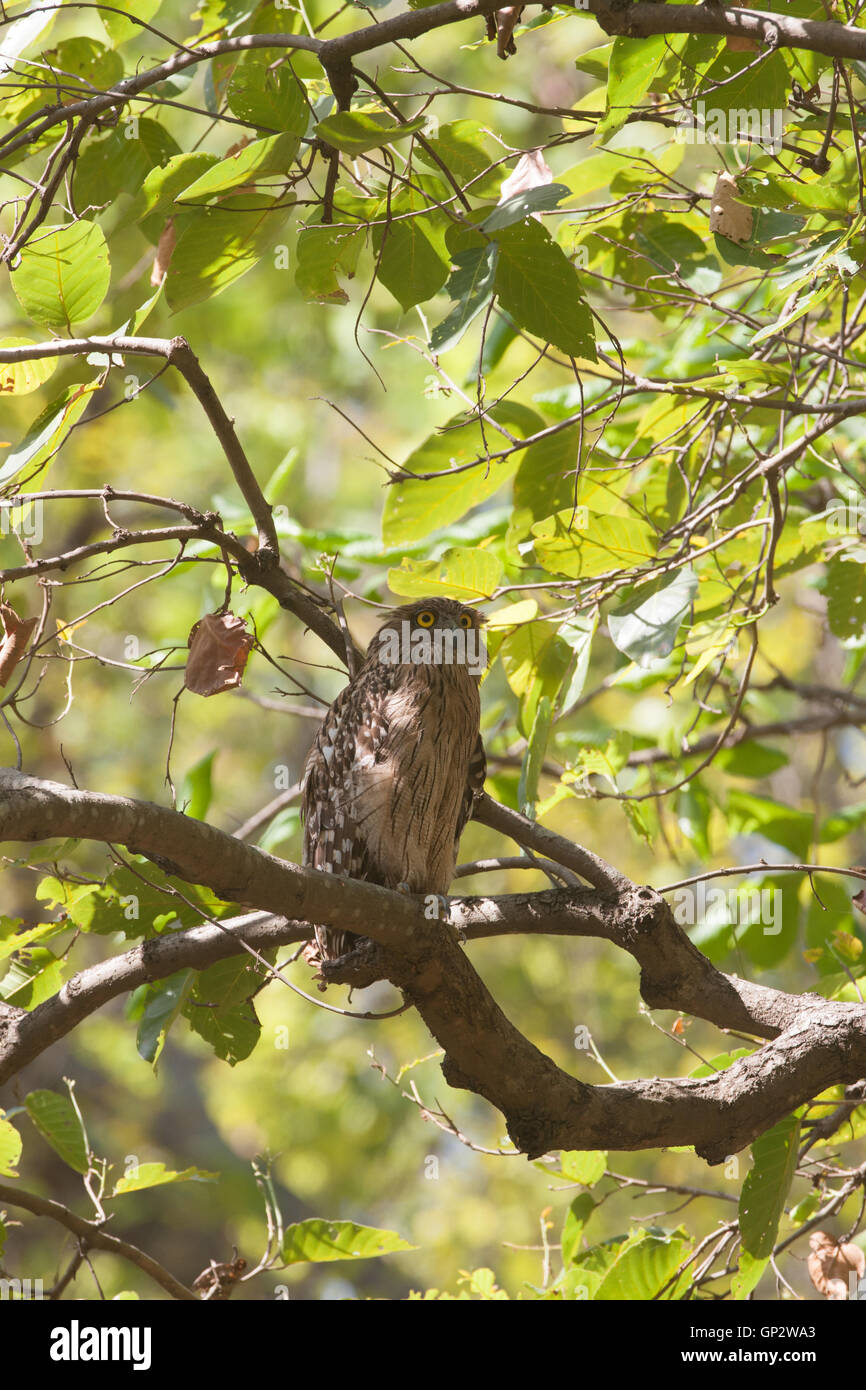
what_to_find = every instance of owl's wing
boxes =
[454,729,486,853]
[301,677,390,880]
[301,676,392,965]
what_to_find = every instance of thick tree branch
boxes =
[0,3,862,170]
[592,2,866,59]
[1,769,864,1164]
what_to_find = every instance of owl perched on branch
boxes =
[301,598,487,972]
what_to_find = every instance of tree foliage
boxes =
[0,0,865,1303]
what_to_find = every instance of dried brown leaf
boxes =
[184,612,255,697]
[0,602,37,687]
[807,1232,865,1300]
[708,172,753,245]
[486,6,525,59]
[151,218,177,287]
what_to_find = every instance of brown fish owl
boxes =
[301,598,487,966]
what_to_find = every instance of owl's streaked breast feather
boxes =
[300,600,485,973]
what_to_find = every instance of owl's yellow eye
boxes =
[459,613,473,629]
[416,610,436,628]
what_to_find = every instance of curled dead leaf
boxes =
[499,149,554,204]
[486,7,524,59]
[185,612,255,697]
[708,172,753,245]
[151,218,177,287]
[807,1232,865,1300]
[0,602,37,687]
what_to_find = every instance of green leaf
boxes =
[376,218,450,312]
[737,169,852,219]
[295,222,364,304]
[501,620,572,736]
[595,35,667,144]
[480,183,571,234]
[112,1161,218,1195]
[0,382,99,486]
[226,52,308,132]
[75,120,181,214]
[415,121,501,198]
[10,222,110,330]
[500,620,562,697]
[0,1116,22,1176]
[518,696,551,818]
[560,1150,607,1186]
[100,0,164,46]
[0,919,66,961]
[595,1228,690,1300]
[36,876,101,929]
[460,1267,508,1299]
[819,800,866,843]
[0,339,58,395]
[430,245,499,354]
[388,546,502,600]
[0,2,58,75]
[187,999,261,1065]
[495,221,596,359]
[574,43,612,80]
[825,553,866,641]
[382,402,541,545]
[281,1219,417,1264]
[711,356,792,391]
[179,132,300,201]
[132,153,220,235]
[82,864,229,940]
[165,195,292,311]
[635,219,721,296]
[558,612,597,711]
[315,111,426,155]
[717,743,789,777]
[739,1113,801,1258]
[184,957,264,1064]
[178,750,216,821]
[561,1193,595,1265]
[25,1089,88,1174]
[676,780,712,860]
[698,48,789,121]
[688,1048,754,1079]
[789,1191,822,1225]
[608,569,697,667]
[532,509,655,579]
[559,147,657,201]
[726,792,813,858]
[731,1249,768,1300]
[135,971,193,1066]
[506,420,583,555]
[0,949,64,1008]
[43,36,123,89]
[256,806,301,855]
